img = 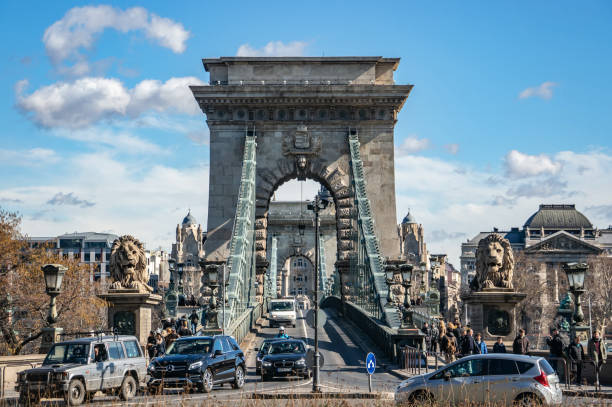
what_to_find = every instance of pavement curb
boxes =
[248,392,387,399]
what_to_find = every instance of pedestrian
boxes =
[178,320,193,336]
[146,331,156,358]
[162,318,172,329]
[165,328,179,348]
[431,322,440,354]
[461,329,477,356]
[474,333,488,354]
[568,336,584,386]
[453,322,462,344]
[170,318,177,331]
[443,329,457,363]
[493,337,507,353]
[512,329,530,355]
[546,328,565,380]
[189,309,199,334]
[154,333,165,356]
[422,322,431,351]
[587,331,608,384]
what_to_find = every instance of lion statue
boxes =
[109,235,152,293]
[469,233,514,291]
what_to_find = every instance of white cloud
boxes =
[2,152,209,251]
[519,81,557,100]
[396,136,430,156]
[16,76,204,129]
[443,143,459,155]
[43,5,189,75]
[504,150,562,178]
[0,148,59,166]
[53,128,163,154]
[236,41,308,57]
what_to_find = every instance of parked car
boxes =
[147,335,245,393]
[255,338,283,375]
[260,339,310,381]
[395,354,563,406]
[16,335,146,406]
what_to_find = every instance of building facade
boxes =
[146,249,170,293]
[29,232,119,282]
[171,211,206,300]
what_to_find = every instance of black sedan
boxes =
[254,338,283,375]
[260,339,310,381]
[147,335,246,393]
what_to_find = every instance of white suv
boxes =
[395,354,563,406]
[268,299,297,328]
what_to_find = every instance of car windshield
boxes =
[43,343,90,365]
[269,341,304,354]
[166,339,212,355]
[270,302,293,311]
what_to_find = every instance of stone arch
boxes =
[254,156,356,294]
[277,253,315,298]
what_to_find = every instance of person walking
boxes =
[474,333,488,354]
[493,337,507,353]
[512,329,530,355]
[431,322,440,354]
[461,329,477,356]
[587,331,608,385]
[440,327,457,363]
[568,336,584,386]
[546,329,565,380]
[178,320,193,336]
[154,333,165,357]
[189,309,199,335]
[146,331,156,358]
[165,328,179,348]
[422,322,431,352]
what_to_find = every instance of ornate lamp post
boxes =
[385,266,397,305]
[307,191,330,393]
[40,264,67,353]
[165,259,178,317]
[400,264,415,329]
[563,262,589,340]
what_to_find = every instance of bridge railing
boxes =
[265,236,278,300]
[223,130,257,333]
[348,131,398,327]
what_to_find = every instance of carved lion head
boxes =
[472,233,514,290]
[109,235,150,292]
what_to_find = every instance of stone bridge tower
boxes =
[191,57,412,297]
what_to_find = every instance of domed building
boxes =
[171,210,206,302]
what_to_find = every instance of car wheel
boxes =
[202,368,214,393]
[407,390,434,406]
[232,365,245,389]
[514,393,542,407]
[64,379,86,406]
[119,374,137,401]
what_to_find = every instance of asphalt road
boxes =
[19,309,608,406]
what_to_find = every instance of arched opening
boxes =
[265,178,338,301]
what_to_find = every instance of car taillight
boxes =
[533,371,549,387]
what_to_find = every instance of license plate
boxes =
[277,367,292,372]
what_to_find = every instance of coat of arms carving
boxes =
[282,125,322,180]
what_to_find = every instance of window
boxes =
[297,258,303,266]
[92,344,109,362]
[298,288,302,295]
[212,339,223,354]
[228,337,240,351]
[123,341,142,358]
[516,361,534,374]
[488,359,519,375]
[108,342,125,360]
[432,359,485,379]
[539,359,555,375]
[304,275,307,282]
[95,252,101,261]
[290,289,296,295]
[304,288,308,295]
[221,337,231,353]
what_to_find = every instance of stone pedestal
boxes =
[99,290,162,346]
[39,326,63,354]
[462,288,526,342]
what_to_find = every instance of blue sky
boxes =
[1,1,611,265]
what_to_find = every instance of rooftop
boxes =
[524,204,592,229]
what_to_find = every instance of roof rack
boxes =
[59,328,120,341]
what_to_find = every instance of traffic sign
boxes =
[366,352,376,375]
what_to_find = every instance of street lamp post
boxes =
[400,264,415,329]
[563,262,589,341]
[307,192,329,393]
[40,264,67,353]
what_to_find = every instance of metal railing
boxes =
[318,234,327,297]
[223,129,257,332]
[545,356,570,389]
[348,130,396,326]
[265,237,278,300]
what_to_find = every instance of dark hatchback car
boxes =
[147,335,245,393]
[260,339,310,381]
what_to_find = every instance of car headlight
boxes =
[295,358,306,366]
[262,361,272,367]
[54,372,69,381]
[189,361,203,370]
[147,363,156,372]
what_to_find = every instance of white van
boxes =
[268,298,297,328]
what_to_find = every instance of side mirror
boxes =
[254,347,260,352]
[443,371,451,381]
[214,349,223,357]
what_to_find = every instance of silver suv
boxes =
[395,354,563,406]
[16,335,146,406]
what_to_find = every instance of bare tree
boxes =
[585,256,612,335]
[0,207,106,355]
